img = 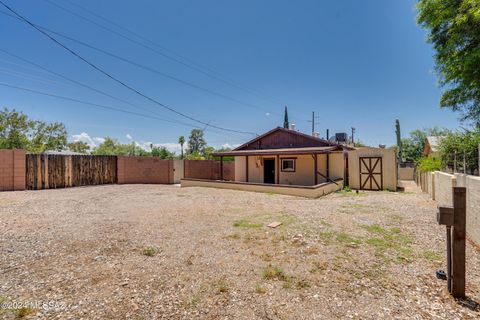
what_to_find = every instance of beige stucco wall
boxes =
[465,175,480,246]
[348,147,397,191]
[419,171,479,247]
[434,171,456,207]
[399,167,414,180]
[181,178,343,198]
[233,152,344,186]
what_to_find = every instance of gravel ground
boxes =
[0,182,479,319]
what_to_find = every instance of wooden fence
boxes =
[26,154,117,190]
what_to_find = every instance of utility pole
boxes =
[308,111,320,135]
[351,127,356,145]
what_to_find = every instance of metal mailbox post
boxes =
[437,187,466,298]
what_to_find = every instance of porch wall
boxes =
[234,152,344,186]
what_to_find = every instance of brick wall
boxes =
[117,156,173,184]
[184,160,234,181]
[0,149,26,191]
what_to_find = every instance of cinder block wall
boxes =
[466,175,480,246]
[0,149,26,191]
[399,167,414,180]
[434,172,456,207]
[117,157,173,184]
[184,160,234,181]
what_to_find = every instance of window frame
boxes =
[280,158,296,172]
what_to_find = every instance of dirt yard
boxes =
[0,183,479,319]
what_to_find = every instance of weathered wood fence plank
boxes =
[26,154,117,190]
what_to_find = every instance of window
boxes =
[281,158,295,172]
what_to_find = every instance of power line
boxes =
[0,1,256,136]
[44,0,285,108]
[1,9,274,115]
[0,48,197,125]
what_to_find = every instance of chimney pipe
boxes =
[326,129,329,140]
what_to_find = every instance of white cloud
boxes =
[72,132,104,148]
[126,133,133,140]
[221,143,240,150]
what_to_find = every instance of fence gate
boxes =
[359,156,383,190]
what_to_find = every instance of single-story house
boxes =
[181,127,398,197]
[423,136,442,156]
[213,127,348,186]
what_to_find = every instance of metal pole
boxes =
[312,111,314,135]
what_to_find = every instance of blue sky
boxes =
[0,0,461,152]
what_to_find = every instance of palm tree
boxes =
[178,136,185,159]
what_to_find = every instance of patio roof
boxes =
[212,146,342,157]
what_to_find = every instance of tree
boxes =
[400,127,448,162]
[92,137,144,156]
[68,141,90,154]
[151,144,175,159]
[30,121,67,153]
[283,106,289,129]
[187,129,206,155]
[0,107,67,152]
[178,135,185,159]
[417,0,480,124]
[438,129,480,173]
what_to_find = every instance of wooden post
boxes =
[314,153,318,185]
[451,187,466,298]
[220,156,224,180]
[326,152,330,180]
[276,155,279,184]
[245,156,249,182]
[437,187,466,298]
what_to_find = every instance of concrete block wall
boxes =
[417,170,479,247]
[117,157,173,184]
[465,175,480,246]
[434,171,456,207]
[0,149,26,191]
[399,167,414,180]
[184,160,234,181]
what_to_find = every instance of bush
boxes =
[416,156,442,172]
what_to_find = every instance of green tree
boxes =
[400,127,448,162]
[0,107,67,152]
[92,138,144,156]
[417,156,443,172]
[187,129,206,155]
[417,0,480,123]
[151,144,175,159]
[68,141,90,153]
[30,121,67,153]
[0,107,32,149]
[178,135,185,159]
[438,129,480,173]
[283,106,289,129]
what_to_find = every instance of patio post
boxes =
[276,154,280,184]
[220,156,223,180]
[246,155,249,182]
[314,153,318,185]
[326,152,330,180]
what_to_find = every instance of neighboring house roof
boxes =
[212,146,342,157]
[232,127,349,151]
[423,136,442,155]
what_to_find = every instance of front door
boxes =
[264,159,275,184]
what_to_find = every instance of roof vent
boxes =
[290,123,296,131]
[313,132,320,138]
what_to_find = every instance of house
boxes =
[212,127,348,186]
[423,136,441,156]
[181,127,398,197]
